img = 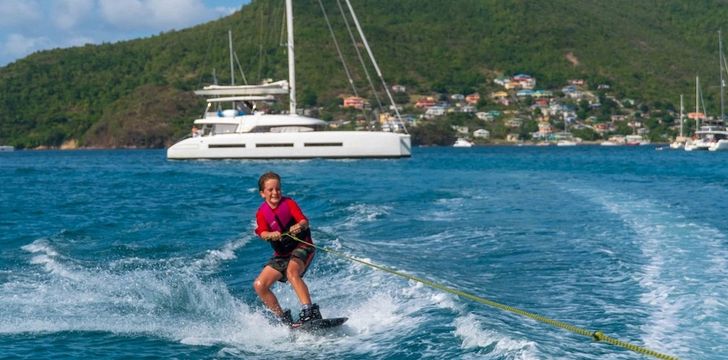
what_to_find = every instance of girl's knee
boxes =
[253,278,268,293]
[286,268,301,282]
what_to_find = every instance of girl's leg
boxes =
[286,258,312,305]
[253,265,284,315]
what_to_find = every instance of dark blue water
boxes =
[1,147,726,359]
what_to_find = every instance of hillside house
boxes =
[505,118,523,128]
[391,84,407,93]
[451,94,465,101]
[452,125,469,135]
[476,112,493,121]
[516,89,534,97]
[460,105,476,113]
[465,93,481,105]
[537,121,554,136]
[473,129,490,139]
[424,106,446,119]
[415,97,437,108]
[343,96,368,110]
[533,90,553,98]
[513,74,536,89]
[491,91,508,99]
[494,77,510,87]
[562,85,577,94]
[594,123,611,134]
[535,98,549,107]
[566,90,584,99]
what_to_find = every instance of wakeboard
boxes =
[291,317,348,331]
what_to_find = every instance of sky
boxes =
[0,0,251,66]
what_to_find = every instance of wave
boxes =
[567,184,728,358]
[4,233,535,358]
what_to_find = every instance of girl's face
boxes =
[260,178,282,208]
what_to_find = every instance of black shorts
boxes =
[266,246,315,283]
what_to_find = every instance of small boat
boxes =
[625,135,650,146]
[709,139,728,151]
[452,138,473,147]
[552,131,580,147]
[0,145,14,152]
[685,125,728,151]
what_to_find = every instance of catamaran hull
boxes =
[167,131,411,159]
[709,139,728,151]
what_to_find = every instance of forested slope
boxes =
[1,0,725,148]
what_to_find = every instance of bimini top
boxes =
[194,80,289,96]
[193,113,327,133]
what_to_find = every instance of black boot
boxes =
[295,303,322,325]
[278,309,294,325]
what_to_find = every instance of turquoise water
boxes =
[1,146,726,359]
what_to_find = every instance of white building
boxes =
[473,129,490,139]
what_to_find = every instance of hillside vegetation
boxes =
[1,0,727,148]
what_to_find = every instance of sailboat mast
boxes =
[680,94,684,137]
[286,0,296,115]
[229,30,235,85]
[720,30,725,122]
[696,75,701,130]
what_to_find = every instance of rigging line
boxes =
[282,232,678,360]
[699,77,708,123]
[233,51,249,85]
[342,0,409,134]
[318,0,370,122]
[721,49,728,121]
[196,22,219,89]
[317,0,359,97]
[256,0,268,83]
[279,2,287,47]
[336,0,384,110]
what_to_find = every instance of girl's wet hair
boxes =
[258,171,281,191]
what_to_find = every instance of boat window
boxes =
[213,124,238,135]
[250,126,271,133]
[304,142,343,147]
[256,143,294,147]
[209,144,246,148]
[271,126,316,133]
[201,125,213,136]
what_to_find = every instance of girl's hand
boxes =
[265,231,282,241]
[290,224,300,235]
[290,222,307,235]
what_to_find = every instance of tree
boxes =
[410,119,456,146]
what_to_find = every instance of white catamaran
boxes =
[167,0,411,160]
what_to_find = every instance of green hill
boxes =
[1,0,727,148]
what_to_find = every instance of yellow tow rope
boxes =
[284,233,678,360]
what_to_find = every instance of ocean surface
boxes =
[1,146,726,359]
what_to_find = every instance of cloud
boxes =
[0,0,247,66]
[52,0,95,30]
[98,0,215,30]
[212,6,239,17]
[3,33,50,58]
[0,0,42,27]
[63,35,96,48]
